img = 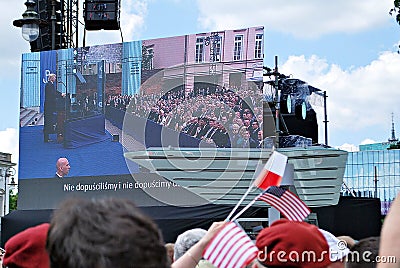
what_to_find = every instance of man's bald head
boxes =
[56,158,70,177]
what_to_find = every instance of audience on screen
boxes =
[105,84,264,148]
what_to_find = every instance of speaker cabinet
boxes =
[84,0,120,30]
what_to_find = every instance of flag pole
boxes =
[226,150,277,221]
[225,184,254,221]
[231,194,261,222]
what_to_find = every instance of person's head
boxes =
[208,118,216,127]
[165,243,174,264]
[243,130,251,140]
[3,223,50,268]
[56,157,70,177]
[257,114,263,123]
[255,219,332,267]
[198,117,207,126]
[239,125,248,136]
[244,111,254,120]
[257,130,263,141]
[174,228,207,261]
[218,124,227,132]
[233,117,243,126]
[48,74,56,83]
[221,116,228,125]
[232,123,240,134]
[46,198,168,268]
[346,237,380,268]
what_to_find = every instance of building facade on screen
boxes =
[20,27,263,116]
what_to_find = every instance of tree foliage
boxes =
[390,0,400,53]
[9,191,18,211]
[390,0,400,25]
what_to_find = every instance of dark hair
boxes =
[46,198,169,268]
[346,236,380,268]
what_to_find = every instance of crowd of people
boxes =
[105,84,266,148]
[1,193,399,268]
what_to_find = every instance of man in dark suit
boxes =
[195,117,210,139]
[44,74,63,142]
[238,130,258,148]
[250,121,260,141]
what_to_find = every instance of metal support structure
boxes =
[389,112,398,143]
[274,56,280,149]
[374,166,378,198]
[51,0,56,49]
[342,180,356,197]
[61,0,79,48]
[263,56,287,149]
[323,91,328,146]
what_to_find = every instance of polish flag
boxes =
[253,151,288,190]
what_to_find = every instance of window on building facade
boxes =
[195,37,205,63]
[148,48,154,69]
[344,150,400,210]
[254,34,263,59]
[233,35,243,61]
[215,37,222,62]
[106,62,117,73]
[142,46,154,70]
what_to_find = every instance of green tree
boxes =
[390,1,400,53]
[9,191,18,211]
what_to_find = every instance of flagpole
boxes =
[226,150,286,221]
[225,184,254,221]
[226,158,268,221]
[231,194,261,222]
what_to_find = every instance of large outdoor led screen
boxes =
[17,26,265,209]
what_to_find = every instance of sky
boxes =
[1,0,400,167]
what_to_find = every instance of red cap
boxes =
[3,223,50,268]
[256,219,331,267]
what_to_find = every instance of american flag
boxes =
[257,186,311,221]
[203,222,258,268]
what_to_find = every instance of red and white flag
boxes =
[203,222,258,268]
[257,186,311,221]
[253,151,288,190]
